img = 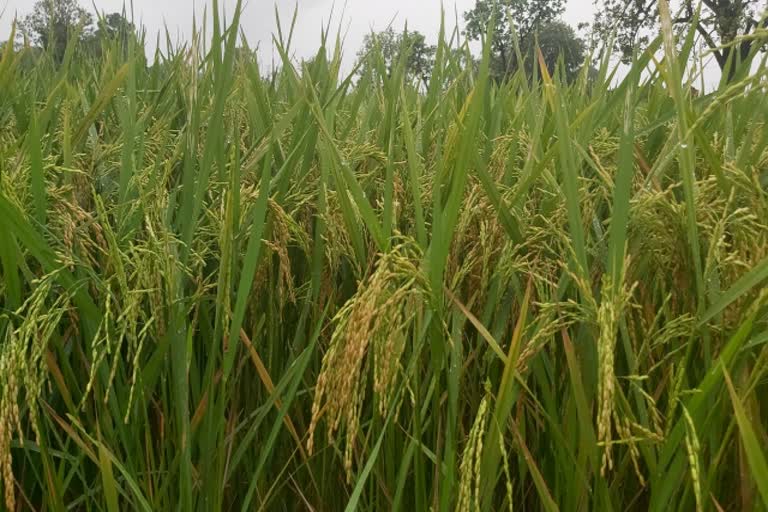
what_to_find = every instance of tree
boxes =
[94,13,134,40]
[357,27,436,86]
[21,0,93,63]
[464,0,566,76]
[85,12,136,57]
[592,0,768,80]
[447,46,481,77]
[522,21,588,83]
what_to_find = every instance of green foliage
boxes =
[89,12,136,52]
[464,0,566,42]
[20,0,93,62]
[592,0,768,79]
[357,27,437,85]
[20,0,136,63]
[463,0,587,82]
[0,2,767,511]
[521,20,588,82]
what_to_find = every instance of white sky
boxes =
[0,0,724,85]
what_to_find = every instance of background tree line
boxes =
[2,0,767,84]
[594,0,768,80]
[359,0,766,86]
[2,0,136,63]
[358,0,590,85]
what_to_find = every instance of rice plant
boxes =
[0,1,767,510]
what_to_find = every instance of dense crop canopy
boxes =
[0,2,767,510]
